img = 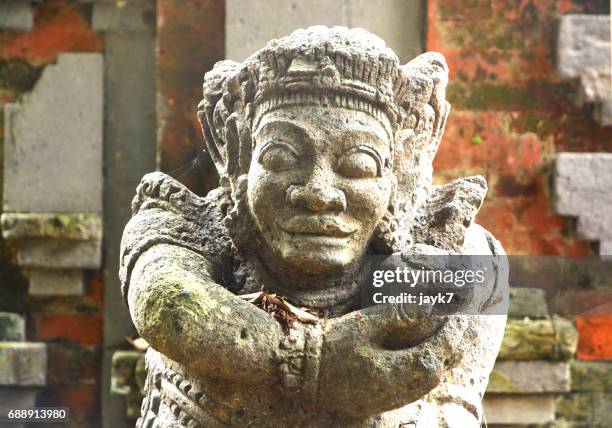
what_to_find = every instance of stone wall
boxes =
[1,1,610,427]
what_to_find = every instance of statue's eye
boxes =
[336,149,381,179]
[259,144,298,172]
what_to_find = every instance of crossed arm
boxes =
[127,243,464,417]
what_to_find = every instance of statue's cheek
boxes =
[341,178,393,219]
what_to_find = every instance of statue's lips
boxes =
[280,215,357,237]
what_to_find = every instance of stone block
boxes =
[558,15,611,79]
[487,361,569,393]
[93,2,153,33]
[508,287,549,319]
[593,392,612,427]
[3,53,103,213]
[498,317,577,361]
[225,0,422,62]
[554,153,612,255]
[17,239,101,269]
[0,313,25,342]
[1,213,102,241]
[557,14,611,126]
[483,394,555,425]
[27,268,83,296]
[555,393,593,423]
[0,1,33,30]
[0,343,46,386]
[571,361,612,392]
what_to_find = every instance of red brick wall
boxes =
[428,0,611,256]
[427,0,612,361]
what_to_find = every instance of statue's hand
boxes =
[313,302,465,418]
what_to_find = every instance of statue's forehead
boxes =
[254,106,391,143]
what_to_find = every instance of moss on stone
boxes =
[498,317,577,361]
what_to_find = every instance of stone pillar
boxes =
[1,53,104,296]
[90,1,157,427]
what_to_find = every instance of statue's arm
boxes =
[127,243,286,384]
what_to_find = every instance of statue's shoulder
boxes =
[413,176,489,252]
[120,172,233,300]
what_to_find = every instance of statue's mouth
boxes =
[280,215,357,238]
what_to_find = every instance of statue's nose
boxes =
[286,176,347,213]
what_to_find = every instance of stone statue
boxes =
[120,27,508,427]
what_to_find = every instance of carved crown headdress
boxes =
[198,26,453,251]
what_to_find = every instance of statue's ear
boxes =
[198,98,226,177]
[225,112,252,179]
[400,52,450,160]
[197,60,243,181]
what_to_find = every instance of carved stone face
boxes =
[247,105,394,276]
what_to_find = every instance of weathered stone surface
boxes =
[124,27,508,427]
[571,361,612,392]
[483,394,555,425]
[498,317,577,361]
[0,313,25,342]
[592,392,612,427]
[557,14,611,126]
[558,392,612,428]
[92,1,153,32]
[0,342,46,386]
[1,213,102,241]
[0,1,33,30]
[226,0,422,62]
[508,287,549,319]
[555,393,593,424]
[17,239,101,269]
[554,153,612,255]
[3,53,103,213]
[27,268,83,296]
[487,361,569,393]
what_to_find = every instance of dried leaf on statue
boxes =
[238,289,319,333]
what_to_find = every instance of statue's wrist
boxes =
[277,322,323,401]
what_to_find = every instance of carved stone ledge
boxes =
[554,153,612,256]
[557,14,611,126]
[1,213,102,241]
